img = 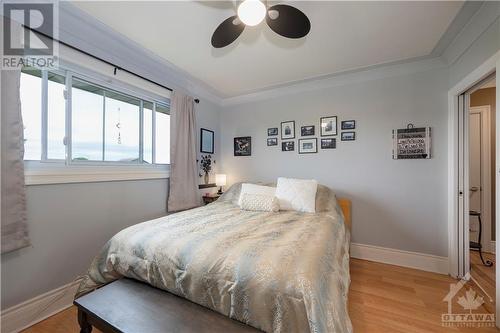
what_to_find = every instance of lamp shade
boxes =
[215,174,227,187]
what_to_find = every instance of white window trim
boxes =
[25,161,170,185]
[22,59,173,185]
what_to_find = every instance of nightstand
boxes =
[202,194,220,205]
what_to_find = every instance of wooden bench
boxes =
[74,278,261,333]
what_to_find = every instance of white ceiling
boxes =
[72,1,463,98]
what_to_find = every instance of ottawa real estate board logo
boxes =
[442,273,495,328]
[2,1,58,69]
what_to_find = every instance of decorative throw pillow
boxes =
[238,183,276,206]
[275,177,318,213]
[240,193,280,212]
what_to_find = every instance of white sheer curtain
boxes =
[167,91,201,212]
[1,68,30,253]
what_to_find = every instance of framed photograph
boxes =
[234,136,251,156]
[341,131,356,141]
[281,121,295,140]
[299,138,317,154]
[281,141,295,152]
[200,128,214,154]
[301,125,315,136]
[341,120,356,130]
[267,127,278,136]
[320,116,337,136]
[321,138,336,149]
[267,138,278,146]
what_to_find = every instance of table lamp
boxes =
[215,174,226,195]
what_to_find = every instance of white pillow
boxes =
[240,193,279,212]
[275,177,318,213]
[238,183,276,206]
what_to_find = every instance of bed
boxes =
[76,183,352,333]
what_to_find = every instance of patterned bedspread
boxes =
[76,183,352,333]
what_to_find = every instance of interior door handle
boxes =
[470,186,479,192]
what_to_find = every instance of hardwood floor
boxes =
[470,250,496,314]
[22,258,499,333]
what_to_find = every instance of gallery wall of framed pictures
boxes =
[262,116,357,155]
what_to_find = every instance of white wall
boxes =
[219,67,450,257]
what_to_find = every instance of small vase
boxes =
[204,172,209,185]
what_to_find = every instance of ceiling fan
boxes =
[211,0,310,48]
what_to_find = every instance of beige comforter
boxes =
[76,183,352,333]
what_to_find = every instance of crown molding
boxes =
[441,1,499,66]
[58,2,224,106]
[220,56,447,106]
[430,1,484,57]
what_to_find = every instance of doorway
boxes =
[448,52,499,327]
[468,76,496,304]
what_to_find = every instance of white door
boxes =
[469,106,492,253]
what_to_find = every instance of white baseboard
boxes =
[1,278,82,333]
[490,241,496,254]
[351,243,449,275]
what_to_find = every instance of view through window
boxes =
[20,67,170,165]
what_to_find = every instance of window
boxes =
[20,67,170,167]
[47,72,66,159]
[20,68,42,161]
[155,103,170,164]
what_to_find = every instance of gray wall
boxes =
[1,179,168,309]
[219,67,450,257]
[1,99,221,310]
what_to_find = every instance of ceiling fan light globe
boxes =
[268,9,279,20]
[237,0,266,26]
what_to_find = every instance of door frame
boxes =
[469,105,492,253]
[448,52,498,279]
[447,50,498,327]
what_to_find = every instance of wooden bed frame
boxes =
[338,198,352,231]
[74,198,352,333]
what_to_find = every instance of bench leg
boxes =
[78,308,92,333]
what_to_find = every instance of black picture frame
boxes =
[200,128,214,154]
[281,141,295,152]
[341,131,356,141]
[234,137,252,156]
[321,138,336,149]
[267,138,278,146]
[267,127,278,136]
[281,121,295,140]
[341,120,356,130]
[299,138,317,154]
[320,116,337,136]
[300,125,315,136]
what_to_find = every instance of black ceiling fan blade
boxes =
[211,15,245,48]
[266,4,310,39]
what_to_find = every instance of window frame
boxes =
[22,63,172,185]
